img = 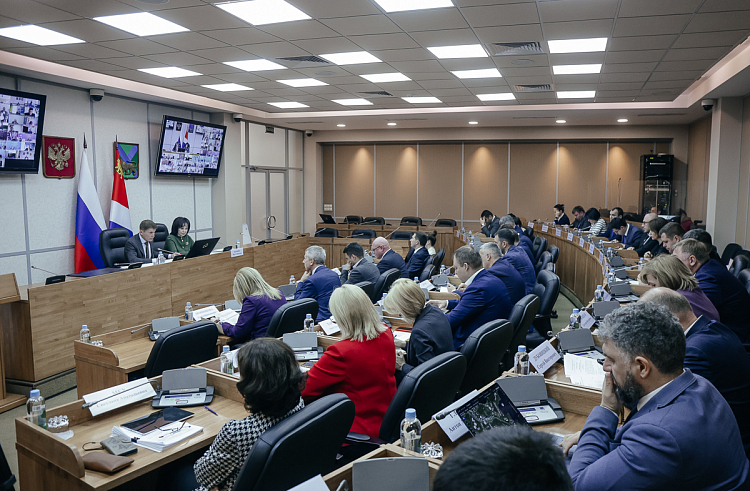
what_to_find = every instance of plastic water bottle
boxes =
[400,408,422,453]
[236,240,240,249]
[304,313,315,332]
[414,277,419,283]
[514,345,529,375]
[185,302,193,321]
[380,293,387,306]
[220,345,233,374]
[607,271,616,284]
[569,309,581,329]
[638,258,645,270]
[289,275,296,284]
[157,251,165,264]
[26,389,46,429]
[439,265,446,275]
[594,285,604,302]
[79,324,91,343]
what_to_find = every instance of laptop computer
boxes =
[283,332,323,361]
[319,214,336,224]
[148,316,181,341]
[152,368,214,408]
[592,300,620,320]
[609,282,640,302]
[185,237,221,259]
[496,375,565,425]
[558,329,604,360]
[609,255,625,268]
[278,283,297,301]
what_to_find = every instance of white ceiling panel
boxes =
[184,63,239,75]
[671,30,749,48]
[491,55,548,68]
[239,41,311,58]
[293,66,355,78]
[320,15,400,36]
[389,8,469,32]
[547,53,606,65]
[144,51,212,66]
[33,0,137,18]
[40,19,136,43]
[388,59,447,72]
[60,59,127,71]
[418,79,467,89]
[597,82,647,90]
[3,0,80,23]
[341,63,396,75]
[599,72,652,83]
[461,3,540,28]
[409,29,480,47]
[157,6,249,31]
[187,46,257,62]
[371,48,433,62]
[613,15,692,37]
[553,75,601,85]
[606,50,666,64]
[348,33,420,51]
[543,19,614,39]
[505,75,553,85]
[106,56,168,70]
[649,70,703,81]
[499,66,552,77]
[117,0,205,11]
[200,28,280,46]
[596,89,642,97]
[539,0,618,23]
[699,0,750,13]
[260,20,340,41]
[662,46,731,61]
[609,35,678,51]
[602,62,658,73]
[148,32,229,51]
[684,11,750,33]
[4,46,85,61]
[54,43,131,59]
[292,36,362,55]
[97,38,177,56]
[474,24,544,44]
[618,0,703,17]
[214,72,276,83]
[287,0,381,19]
[437,58,497,71]
[643,80,693,89]
[409,72,454,80]
[656,59,714,72]
[594,96,635,102]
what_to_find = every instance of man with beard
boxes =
[564,302,749,491]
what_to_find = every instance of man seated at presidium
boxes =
[164,216,194,256]
[553,204,570,226]
[478,242,526,304]
[494,228,536,295]
[371,236,407,278]
[640,288,750,457]
[480,209,501,238]
[339,242,380,286]
[564,302,749,491]
[384,279,454,384]
[609,217,645,249]
[294,245,340,321]
[124,219,158,263]
[429,246,512,349]
[405,231,430,280]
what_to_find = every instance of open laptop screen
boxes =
[455,383,528,437]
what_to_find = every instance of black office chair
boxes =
[314,228,339,238]
[143,321,219,378]
[528,271,560,350]
[532,236,547,263]
[405,248,414,264]
[351,229,376,239]
[458,320,514,398]
[363,216,385,225]
[391,231,413,241]
[432,249,446,269]
[153,223,169,253]
[739,269,750,296]
[419,264,435,282]
[354,281,375,301]
[722,243,743,266]
[0,443,15,491]
[435,219,456,227]
[503,295,540,371]
[526,226,534,239]
[400,216,422,226]
[344,215,363,224]
[373,268,401,300]
[548,244,560,263]
[730,254,750,278]
[266,299,319,338]
[99,228,131,267]
[232,394,355,491]
[535,251,553,275]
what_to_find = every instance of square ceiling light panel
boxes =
[139,67,202,78]
[320,51,381,65]
[548,38,607,54]
[452,68,501,79]
[372,0,453,13]
[360,72,411,83]
[402,96,441,103]
[332,98,373,105]
[477,93,515,101]
[557,91,596,98]
[278,78,328,87]
[552,64,602,75]
[94,13,189,36]
[427,44,488,59]
[0,25,84,46]
[216,0,311,26]
[224,59,285,71]
[202,83,254,91]
[269,101,309,108]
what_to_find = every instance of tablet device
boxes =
[121,407,193,435]
[455,383,528,437]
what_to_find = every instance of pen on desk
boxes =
[204,405,218,416]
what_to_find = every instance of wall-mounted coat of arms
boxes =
[42,135,75,179]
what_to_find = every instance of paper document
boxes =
[393,331,411,343]
[419,279,435,291]
[113,422,203,452]
[84,378,157,417]
[192,305,220,321]
[217,308,239,325]
[319,318,340,335]
[331,267,341,275]
[564,353,605,389]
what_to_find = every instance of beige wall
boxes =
[736,97,750,247]
[687,116,711,224]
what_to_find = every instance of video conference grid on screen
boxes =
[157,118,225,176]
[0,94,41,170]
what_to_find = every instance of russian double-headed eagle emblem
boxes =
[47,142,71,171]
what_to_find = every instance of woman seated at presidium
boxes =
[384,279,454,384]
[164,216,194,256]
[302,285,396,438]
[213,267,286,344]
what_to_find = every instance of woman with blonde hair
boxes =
[639,254,719,322]
[302,285,396,438]
[384,279,453,384]
[218,267,286,343]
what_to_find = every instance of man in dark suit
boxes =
[124,219,157,263]
[498,216,535,264]
[405,231,430,280]
[494,228,536,295]
[294,245,340,321]
[571,205,589,230]
[480,210,501,238]
[553,204,570,226]
[372,236,407,278]
[610,217,645,249]
[683,229,722,263]
[479,242,525,304]
[339,242,380,286]
[634,213,658,256]
[566,302,749,491]
[659,221,684,253]
[641,288,750,457]
[429,246,512,349]
[605,207,624,240]
[673,239,750,342]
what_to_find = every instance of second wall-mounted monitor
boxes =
[155,115,227,178]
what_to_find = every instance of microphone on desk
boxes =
[383,226,401,239]
[31,265,63,276]
[269,227,292,239]
[358,219,380,226]
[195,303,224,307]
[425,213,441,228]
[157,247,178,255]
[131,324,151,334]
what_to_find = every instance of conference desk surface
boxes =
[0,274,25,412]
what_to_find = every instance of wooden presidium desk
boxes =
[0,274,26,411]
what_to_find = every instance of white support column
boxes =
[211,113,245,244]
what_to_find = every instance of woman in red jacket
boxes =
[302,284,397,438]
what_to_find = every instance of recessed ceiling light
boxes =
[201,83,253,91]
[216,0,311,26]
[94,12,188,36]
[553,64,602,75]
[320,51,381,65]
[332,98,373,106]
[269,101,309,109]
[468,121,478,125]
[224,59,285,71]
[277,78,327,87]
[360,72,411,83]
[138,67,202,78]
[427,44,488,59]
[372,0,453,13]
[337,124,346,127]
[402,96,441,104]
[387,122,397,126]
[557,91,595,99]
[477,93,516,101]
[556,120,566,124]
[548,38,607,54]
[618,118,628,123]
[0,25,84,46]
[451,68,502,79]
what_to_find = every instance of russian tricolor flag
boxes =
[110,151,132,234]
[74,145,107,273]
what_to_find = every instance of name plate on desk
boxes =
[230,247,243,258]
[527,222,534,229]
[529,340,561,374]
[579,237,585,247]
[456,230,460,238]
[598,252,604,264]
[589,244,595,254]
[542,225,549,232]
[567,232,574,241]
[556,228,561,237]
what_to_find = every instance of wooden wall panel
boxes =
[509,143,557,221]
[375,145,418,219]
[463,143,509,222]
[333,145,375,217]
[558,143,607,212]
[607,142,652,214]
[687,117,711,223]
[418,144,462,223]
[322,145,334,211]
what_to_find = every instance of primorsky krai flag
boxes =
[110,148,133,235]
[74,144,106,273]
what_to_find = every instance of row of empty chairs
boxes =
[341,216,458,227]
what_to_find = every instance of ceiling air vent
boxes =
[491,42,544,56]
[358,91,394,97]
[514,84,553,92]
[277,55,330,64]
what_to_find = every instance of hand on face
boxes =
[601,372,622,414]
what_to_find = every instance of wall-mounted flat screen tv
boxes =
[155,115,227,178]
[0,88,46,174]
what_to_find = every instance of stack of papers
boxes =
[393,331,411,343]
[563,353,606,389]
[112,422,203,452]
[192,305,220,321]
[217,308,239,325]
